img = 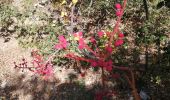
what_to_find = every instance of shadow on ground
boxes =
[0,74,96,100]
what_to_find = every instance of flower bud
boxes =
[115,3,122,9]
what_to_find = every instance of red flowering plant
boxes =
[53,0,140,99]
[14,50,55,80]
[14,0,140,99]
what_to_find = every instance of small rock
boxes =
[24,18,34,26]
[8,25,15,31]
[0,80,7,88]
[11,17,18,24]
[41,0,49,5]
[140,90,150,100]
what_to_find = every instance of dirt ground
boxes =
[0,38,34,99]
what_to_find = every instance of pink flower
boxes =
[118,33,124,38]
[115,3,122,17]
[116,10,122,16]
[114,39,124,47]
[105,46,112,54]
[58,35,67,48]
[58,35,66,42]
[98,31,104,38]
[78,38,86,50]
[115,3,121,9]
[54,35,68,49]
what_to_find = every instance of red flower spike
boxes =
[114,39,124,47]
[118,33,124,38]
[98,31,104,38]
[115,3,122,9]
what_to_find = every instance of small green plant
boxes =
[0,4,18,30]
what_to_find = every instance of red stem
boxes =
[85,44,98,57]
[65,53,91,62]
[112,64,141,100]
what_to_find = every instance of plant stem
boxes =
[101,67,105,88]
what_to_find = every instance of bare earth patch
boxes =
[0,38,35,99]
[0,38,33,80]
